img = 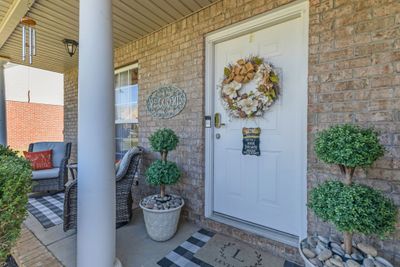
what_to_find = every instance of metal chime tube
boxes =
[22,25,26,61]
[28,27,32,64]
[21,17,37,64]
[32,28,36,56]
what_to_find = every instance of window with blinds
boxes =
[114,63,138,160]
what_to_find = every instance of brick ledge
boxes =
[11,225,63,267]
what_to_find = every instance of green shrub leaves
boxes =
[311,124,397,247]
[145,160,180,186]
[149,128,179,152]
[308,181,397,237]
[146,129,181,195]
[315,124,384,168]
[0,146,32,263]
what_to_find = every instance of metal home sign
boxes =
[146,85,186,119]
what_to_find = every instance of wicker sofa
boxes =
[29,142,72,192]
[63,146,143,231]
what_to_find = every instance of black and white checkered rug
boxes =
[158,229,302,267]
[27,193,64,229]
[158,229,215,267]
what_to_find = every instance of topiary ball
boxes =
[308,180,397,237]
[149,128,179,152]
[314,124,384,168]
[145,160,181,186]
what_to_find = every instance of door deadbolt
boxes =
[216,133,221,139]
[214,113,225,128]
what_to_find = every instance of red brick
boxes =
[355,111,393,122]
[372,27,400,41]
[335,57,371,69]
[353,64,394,78]
[335,9,371,28]
[354,41,394,57]
[319,48,353,62]
[6,101,63,151]
[372,2,400,17]
[372,51,400,65]
[355,17,395,33]
[334,79,369,91]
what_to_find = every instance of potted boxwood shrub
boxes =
[140,128,184,241]
[300,124,398,267]
[0,145,32,266]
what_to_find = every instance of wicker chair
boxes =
[63,146,143,232]
[29,142,72,192]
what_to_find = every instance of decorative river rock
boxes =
[146,85,186,119]
[300,236,394,267]
[141,194,183,210]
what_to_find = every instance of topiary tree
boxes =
[310,124,396,255]
[309,181,397,254]
[0,145,32,265]
[146,128,180,198]
[315,124,384,185]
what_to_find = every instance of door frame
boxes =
[204,0,309,246]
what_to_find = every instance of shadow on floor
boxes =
[24,207,303,267]
[24,208,200,267]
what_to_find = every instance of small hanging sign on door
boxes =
[242,127,261,156]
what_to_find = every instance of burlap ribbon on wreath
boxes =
[223,59,258,84]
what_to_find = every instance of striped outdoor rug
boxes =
[158,229,302,267]
[27,193,64,229]
[158,229,215,267]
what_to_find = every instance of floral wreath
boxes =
[220,56,280,118]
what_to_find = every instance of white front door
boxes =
[208,8,308,238]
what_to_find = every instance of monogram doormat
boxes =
[158,229,302,267]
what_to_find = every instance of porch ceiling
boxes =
[0,1,14,20]
[0,0,217,73]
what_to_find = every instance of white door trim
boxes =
[204,0,309,245]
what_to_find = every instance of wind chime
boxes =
[20,16,36,64]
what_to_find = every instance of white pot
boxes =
[299,238,316,267]
[140,195,184,242]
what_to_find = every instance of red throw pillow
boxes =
[23,150,53,170]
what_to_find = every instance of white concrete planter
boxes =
[140,195,184,242]
[299,238,316,267]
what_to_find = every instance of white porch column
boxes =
[0,61,7,146]
[77,0,119,266]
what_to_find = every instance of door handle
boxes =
[214,113,225,128]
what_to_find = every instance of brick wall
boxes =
[63,0,400,264]
[63,68,78,163]
[308,0,400,263]
[6,100,64,151]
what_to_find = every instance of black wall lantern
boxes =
[63,39,78,57]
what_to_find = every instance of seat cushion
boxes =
[32,168,60,180]
[116,147,140,178]
[31,142,66,168]
[115,159,121,173]
[24,150,53,170]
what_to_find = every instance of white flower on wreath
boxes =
[238,97,258,116]
[231,110,240,117]
[256,93,269,105]
[267,96,276,107]
[253,66,264,83]
[264,63,273,73]
[222,81,241,98]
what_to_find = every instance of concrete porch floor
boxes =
[23,208,200,267]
